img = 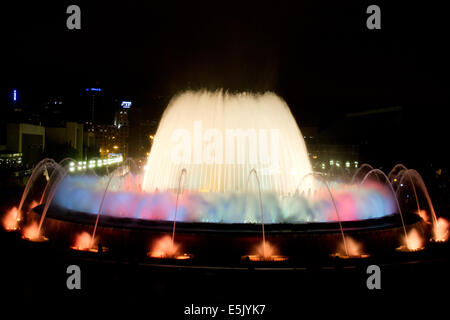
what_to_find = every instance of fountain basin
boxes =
[28,204,429,263]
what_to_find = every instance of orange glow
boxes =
[405,228,424,251]
[333,236,370,258]
[242,241,288,261]
[22,222,43,241]
[417,209,429,222]
[148,235,179,258]
[433,217,449,242]
[29,201,40,210]
[245,255,288,262]
[174,254,192,260]
[72,232,96,251]
[255,240,276,258]
[2,207,20,231]
[342,237,361,256]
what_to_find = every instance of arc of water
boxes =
[294,171,325,194]
[59,157,77,168]
[40,161,68,205]
[392,169,407,192]
[388,164,408,182]
[17,158,58,222]
[37,170,67,235]
[42,158,99,205]
[396,170,421,218]
[171,168,187,251]
[350,163,374,184]
[299,172,349,257]
[398,169,438,228]
[360,169,408,241]
[247,169,266,258]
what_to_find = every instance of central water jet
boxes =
[142,91,313,194]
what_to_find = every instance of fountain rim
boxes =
[32,204,423,235]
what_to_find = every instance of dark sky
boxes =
[2,1,449,127]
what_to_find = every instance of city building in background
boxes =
[92,123,120,158]
[85,87,103,124]
[113,101,131,158]
[5,123,45,167]
[40,97,66,127]
[46,121,85,159]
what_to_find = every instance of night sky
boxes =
[2,1,449,161]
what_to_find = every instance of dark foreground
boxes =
[1,229,449,318]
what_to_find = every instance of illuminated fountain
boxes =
[7,158,59,230]
[22,221,47,242]
[71,232,97,252]
[2,207,20,231]
[332,236,370,259]
[396,168,448,244]
[142,91,312,194]
[242,169,288,261]
[147,168,192,259]
[2,91,447,264]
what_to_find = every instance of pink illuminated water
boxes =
[52,175,395,224]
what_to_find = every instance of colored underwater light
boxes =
[242,241,288,262]
[21,222,48,242]
[331,236,370,259]
[147,235,193,260]
[396,228,425,252]
[70,232,108,253]
[2,207,20,231]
